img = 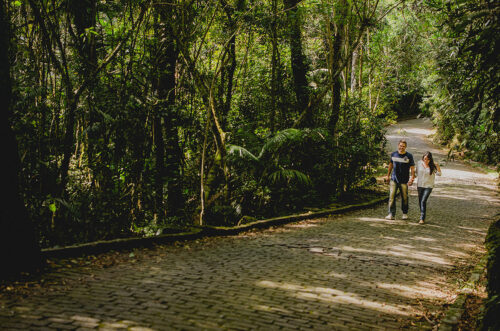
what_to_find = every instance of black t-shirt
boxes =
[390,151,415,183]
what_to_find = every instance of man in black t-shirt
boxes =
[385,139,415,220]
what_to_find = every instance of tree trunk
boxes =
[223,15,236,131]
[68,0,97,69]
[219,0,238,131]
[152,111,166,219]
[283,0,310,126]
[270,0,278,133]
[59,96,77,195]
[328,0,347,135]
[68,0,99,186]
[155,1,184,217]
[0,2,41,278]
[358,38,363,90]
[350,45,358,94]
[174,5,230,206]
[328,30,344,134]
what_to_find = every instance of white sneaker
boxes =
[402,214,409,220]
[385,214,395,220]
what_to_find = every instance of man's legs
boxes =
[388,180,399,217]
[400,183,409,215]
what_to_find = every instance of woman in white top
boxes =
[415,151,442,224]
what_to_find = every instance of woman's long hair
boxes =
[422,151,437,174]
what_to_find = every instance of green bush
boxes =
[480,219,500,331]
[428,0,500,166]
[220,98,386,226]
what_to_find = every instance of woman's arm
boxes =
[435,163,442,176]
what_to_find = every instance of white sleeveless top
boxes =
[416,160,441,188]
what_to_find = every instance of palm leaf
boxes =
[258,128,304,159]
[226,144,259,163]
[267,168,312,186]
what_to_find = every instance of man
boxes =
[385,139,415,220]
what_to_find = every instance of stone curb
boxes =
[438,254,488,331]
[200,196,388,236]
[42,196,388,259]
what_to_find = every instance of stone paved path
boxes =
[1,118,499,330]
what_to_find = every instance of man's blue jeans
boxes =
[388,180,408,216]
[417,187,433,221]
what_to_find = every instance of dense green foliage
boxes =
[3,0,498,248]
[480,219,500,331]
[423,0,499,164]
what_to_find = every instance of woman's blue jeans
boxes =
[417,187,433,221]
[388,180,408,216]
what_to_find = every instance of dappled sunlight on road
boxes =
[356,216,405,225]
[350,214,481,262]
[457,226,488,235]
[440,167,490,178]
[398,128,434,136]
[253,304,292,314]
[256,280,414,316]
[326,271,350,279]
[410,236,437,242]
[338,245,452,266]
[286,222,320,229]
[375,282,449,300]
[458,243,485,251]
[325,271,450,300]
[356,216,444,230]
[3,305,155,330]
[432,190,495,201]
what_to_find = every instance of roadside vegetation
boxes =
[1,0,498,276]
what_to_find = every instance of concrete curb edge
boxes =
[42,196,388,259]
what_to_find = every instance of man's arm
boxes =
[408,165,415,185]
[386,162,393,183]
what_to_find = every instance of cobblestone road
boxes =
[1,118,499,330]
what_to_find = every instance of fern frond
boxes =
[267,168,312,186]
[306,128,329,142]
[226,144,259,162]
[259,128,304,158]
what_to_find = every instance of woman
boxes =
[415,151,442,224]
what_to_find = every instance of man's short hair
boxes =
[399,139,407,146]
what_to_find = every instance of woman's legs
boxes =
[417,187,433,221]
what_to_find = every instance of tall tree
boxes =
[284,0,310,126]
[0,0,41,278]
[327,0,348,134]
[153,0,184,217]
[67,0,100,185]
[219,0,239,130]
[270,0,279,133]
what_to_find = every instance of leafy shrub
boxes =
[428,0,499,166]
[480,219,500,331]
[221,97,386,225]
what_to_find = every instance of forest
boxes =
[1,0,498,273]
